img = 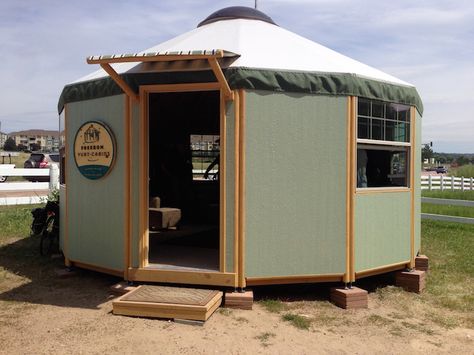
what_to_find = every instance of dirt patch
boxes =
[0,237,473,354]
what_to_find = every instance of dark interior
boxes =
[148,91,220,271]
[358,148,407,188]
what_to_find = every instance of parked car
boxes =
[435,166,448,174]
[24,153,59,181]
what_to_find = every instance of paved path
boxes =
[0,189,49,206]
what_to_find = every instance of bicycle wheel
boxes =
[40,216,55,256]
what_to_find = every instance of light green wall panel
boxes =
[355,192,411,271]
[244,91,347,277]
[130,102,140,268]
[59,185,66,250]
[414,112,422,254]
[225,100,235,272]
[66,95,126,271]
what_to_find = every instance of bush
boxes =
[3,137,17,151]
[450,164,474,179]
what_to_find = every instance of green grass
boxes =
[281,313,311,330]
[422,190,474,201]
[422,220,474,313]
[1,151,29,182]
[255,332,276,342]
[0,204,42,241]
[260,299,287,313]
[367,314,394,326]
[255,332,276,347]
[421,203,474,218]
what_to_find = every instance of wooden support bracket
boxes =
[100,63,139,103]
[207,58,233,100]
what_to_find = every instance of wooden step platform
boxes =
[112,285,222,321]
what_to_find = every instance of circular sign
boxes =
[74,121,116,180]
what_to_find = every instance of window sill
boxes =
[356,187,410,194]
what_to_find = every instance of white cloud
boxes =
[0,0,473,152]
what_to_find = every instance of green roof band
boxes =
[58,67,423,115]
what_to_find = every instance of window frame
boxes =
[355,98,412,191]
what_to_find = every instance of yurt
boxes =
[58,6,423,290]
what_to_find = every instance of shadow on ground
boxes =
[0,236,121,309]
[1,235,402,310]
[251,273,396,304]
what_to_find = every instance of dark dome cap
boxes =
[198,6,277,27]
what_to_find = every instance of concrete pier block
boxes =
[395,270,426,293]
[330,287,368,309]
[415,255,429,272]
[224,290,253,310]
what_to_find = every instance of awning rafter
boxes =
[87,49,237,101]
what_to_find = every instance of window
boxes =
[357,98,411,188]
[190,135,219,180]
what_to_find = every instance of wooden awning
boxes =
[87,49,239,101]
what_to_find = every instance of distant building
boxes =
[8,129,59,152]
[0,131,7,149]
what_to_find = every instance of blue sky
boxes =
[0,0,472,152]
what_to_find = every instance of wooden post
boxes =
[471,177,473,191]
[428,175,432,191]
[461,177,465,191]
[440,175,444,191]
[451,176,455,191]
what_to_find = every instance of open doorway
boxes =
[148,90,220,271]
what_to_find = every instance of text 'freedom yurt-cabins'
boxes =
[58,6,423,290]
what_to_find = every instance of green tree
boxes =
[30,143,41,152]
[17,144,27,152]
[456,155,469,166]
[421,143,433,163]
[3,137,17,151]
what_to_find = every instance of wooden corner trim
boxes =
[238,89,246,289]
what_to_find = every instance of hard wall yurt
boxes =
[58,6,423,288]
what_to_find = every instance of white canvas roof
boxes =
[75,17,412,87]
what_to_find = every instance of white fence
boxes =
[421,175,474,191]
[0,165,59,205]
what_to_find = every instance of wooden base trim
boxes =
[355,261,409,279]
[245,274,344,286]
[128,268,237,287]
[70,260,124,278]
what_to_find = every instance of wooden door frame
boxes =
[130,82,238,287]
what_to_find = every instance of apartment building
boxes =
[0,131,7,149]
[8,129,59,152]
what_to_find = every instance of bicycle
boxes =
[33,200,60,256]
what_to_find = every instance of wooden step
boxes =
[112,285,222,321]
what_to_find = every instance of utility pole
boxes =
[255,0,258,9]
